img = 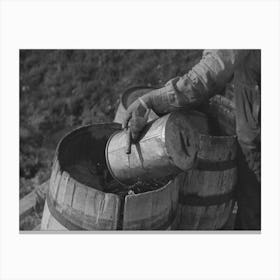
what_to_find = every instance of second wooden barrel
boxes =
[176,135,237,230]
[176,94,237,230]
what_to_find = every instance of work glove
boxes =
[122,95,151,152]
[122,77,202,154]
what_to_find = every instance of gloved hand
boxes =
[122,77,199,154]
[122,95,151,143]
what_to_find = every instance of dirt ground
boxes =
[19,49,202,230]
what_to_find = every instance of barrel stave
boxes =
[122,180,179,230]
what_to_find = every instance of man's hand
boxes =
[121,80,192,154]
[122,97,151,143]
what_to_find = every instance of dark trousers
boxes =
[235,144,261,230]
[234,82,261,230]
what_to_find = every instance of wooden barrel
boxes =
[41,124,122,230]
[176,95,237,230]
[114,86,158,123]
[41,123,179,230]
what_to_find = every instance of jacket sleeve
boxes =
[149,50,249,115]
[176,49,249,99]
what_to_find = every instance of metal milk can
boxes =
[105,110,209,185]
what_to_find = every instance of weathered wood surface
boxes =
[41,162,121,230]
[41,123,180,230]
[42,156,180,231]
[19,180,49,220]
[40,124,123,230]
[122,180,179,230]
[177,132,238,230]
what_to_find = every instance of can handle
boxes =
[125,127,132,154]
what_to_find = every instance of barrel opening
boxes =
[57,124,121,191]
[56,123,171,196]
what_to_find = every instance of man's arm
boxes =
[123,50,249,143]
[148,49,249,115]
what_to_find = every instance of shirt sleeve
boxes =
[176,49,249,99]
